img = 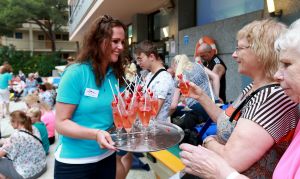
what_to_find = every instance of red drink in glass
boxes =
[127,109,136,125]
[122,115,131,133]
[139,107,152,127]
[111,101,123,129]
[112,107,123,129]
[179,81,190,96]
[150,99,159,116]
[123,109,136,133]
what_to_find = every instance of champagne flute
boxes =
[178,73,192,111]
[150,95,159,133]
[122,105,136,146]
[138,97,152,141]
[112,101,123,146]
[130,93,140,140]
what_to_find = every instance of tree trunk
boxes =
[31,19,57,52]
[48,24,56,52]
[50,36,56,52]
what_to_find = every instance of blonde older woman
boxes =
[179,19,299,178]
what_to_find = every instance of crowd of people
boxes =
[0,13,299,179]
[0,65,56,178]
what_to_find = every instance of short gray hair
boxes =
[275,18,300,54]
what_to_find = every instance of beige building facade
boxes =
[0,22,77,57]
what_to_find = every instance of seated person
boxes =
[169,54,214,125]
[196,39,227,102]
[34,72,43,84]
[38,84,55,109]
[180,19,299,178]
[24,73,38,96]
[27,107,50,154]
[44,82,57,106]
[0,110,47,179]
[24,94,56,145]
[12,76,25,102]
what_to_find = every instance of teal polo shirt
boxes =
[56,62,119,158]
[0,72,12,89]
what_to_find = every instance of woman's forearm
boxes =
[55,119,98,141]
[196,93,223,122]
[205,67,220,98]
[169,88,181,115]
[203,137,225,156]
[211,76,220,98]
[55,102,101,141]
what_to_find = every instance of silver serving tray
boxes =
[111,121,184,152]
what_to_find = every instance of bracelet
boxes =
[95,129,101,141]
[226,171,240,179]
[202,137,215,147]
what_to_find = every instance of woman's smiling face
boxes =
[109,26,125,63]
[232,38,262,77]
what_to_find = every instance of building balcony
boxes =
[1,38,77,52]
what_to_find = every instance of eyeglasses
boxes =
[135,54,148,63]
[136,57,144,63]
[235,46,250,54]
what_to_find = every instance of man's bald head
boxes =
[199,43,212,52]
[197,43,214,61]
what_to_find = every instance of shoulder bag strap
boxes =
[146,68,166,88]
[229,83,280,122]
[19,129,43,145]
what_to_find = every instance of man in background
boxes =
[197,43,227,102]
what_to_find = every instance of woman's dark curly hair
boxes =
[77,15,127,86]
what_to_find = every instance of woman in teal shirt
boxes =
[0,64,12,118]
[54,15,127,179]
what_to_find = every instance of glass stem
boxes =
[127,133,130,146]
[131,127,135,139]
[152,117,157,133]
[144,126,148,141]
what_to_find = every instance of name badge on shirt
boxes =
[84,88,99,98]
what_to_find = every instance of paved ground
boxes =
[1,101,156,179]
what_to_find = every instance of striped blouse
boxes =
[239,84,299,142]
[217,83,299,178]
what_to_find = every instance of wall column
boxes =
[132,14,148,43]
[29,23,34,56]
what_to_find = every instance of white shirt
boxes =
[144,70,175,122]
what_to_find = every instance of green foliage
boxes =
[0,45,66,76]
[0,0,68,51]
[0,0,68,30]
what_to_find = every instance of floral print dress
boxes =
[0,127,47,178]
